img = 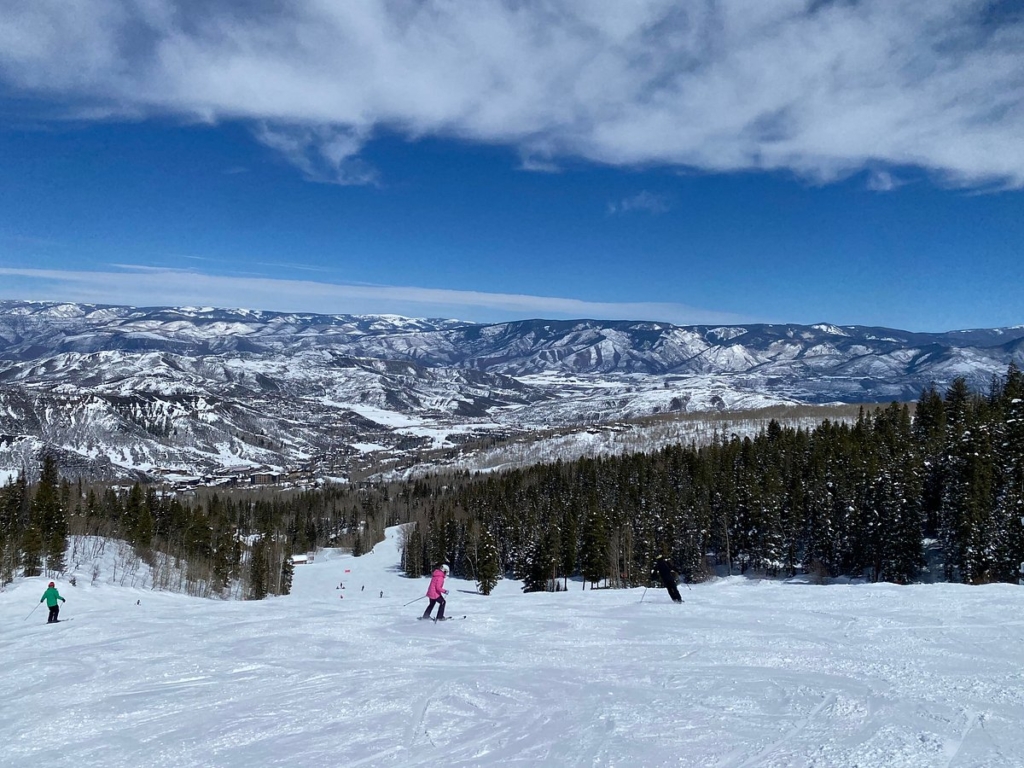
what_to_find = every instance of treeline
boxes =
[0,464,402,598]
[399,365,1024,589]
[3,365,1022,597]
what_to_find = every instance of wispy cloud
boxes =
[107,263,198,273]
[254,123,378,186]
[866,169,904,192]
[607,191,670,215]
[0,266,752,325]
[1,1,1021,187]
[253,261,335,274]
[0,232,64,249]
[518,154,562,174]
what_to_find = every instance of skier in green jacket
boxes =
[40,581,66,623]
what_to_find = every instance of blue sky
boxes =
[1,1,1022,332]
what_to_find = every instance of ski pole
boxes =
[404,595,426,607]
[24,603,41,621]
[639,587,648,604]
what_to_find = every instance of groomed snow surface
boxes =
[3,527,1024,767]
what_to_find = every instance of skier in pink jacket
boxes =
[421,564,449,620]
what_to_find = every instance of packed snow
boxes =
[3,527,1024,767]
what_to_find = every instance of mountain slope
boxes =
[3,525,1024,767]
[1,300,1021,481]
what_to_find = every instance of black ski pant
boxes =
[661,579,682,603]
[47,605,60,623]
[422,595,446,620]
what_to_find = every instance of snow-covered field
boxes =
[3,528,1024,767]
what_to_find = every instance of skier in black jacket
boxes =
[652,557,683,603]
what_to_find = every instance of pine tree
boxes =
[559,504,579,591]
[752,442,786,577]
[803,422,843,578]
[211,519,237,592]
[991,363,1024,580]
[123,483,145,543]
[402,523,425,577]
[867,403,924,583]
[913,385,946,538]
[580,494,609,588]
[46,532,67,576]
[21,524,44,577]
[521,539,549,593]
[134,503,155,550]
[279,547,294,596]
[709,439,739,575]
[31,454,68,575]
[476,527,500,595]
[523,523,561,592]
[0,472,27,585]
[939,378,997,582]
[247,536,270,600]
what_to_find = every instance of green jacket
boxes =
[40,586,65,607]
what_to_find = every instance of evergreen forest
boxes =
[2,366,1022,598]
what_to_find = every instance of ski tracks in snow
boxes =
[718,692,837,768]
[6,535,1024,767]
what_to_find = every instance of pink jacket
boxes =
[426,569,447,599]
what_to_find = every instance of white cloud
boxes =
[865,169,903,192]
[518,154,562,174]
[1,1,1022,186]
[608,191,670,215]
[0,266,752,325]
[254,123,378,185]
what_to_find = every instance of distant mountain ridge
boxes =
[3,300,1022,376]
[1,299,1021,482]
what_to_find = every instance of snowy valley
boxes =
[2,300,1021,484]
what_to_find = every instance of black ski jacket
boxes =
[652,558,677,588]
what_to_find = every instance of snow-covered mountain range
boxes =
[1,299,1021,482]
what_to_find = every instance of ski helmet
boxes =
[441,564,450,575]
[48,581,55,587]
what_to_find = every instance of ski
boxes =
[433,615,466,622]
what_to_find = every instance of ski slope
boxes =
[3,526,1024,767]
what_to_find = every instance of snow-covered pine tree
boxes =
[913,385,946,540]
[868,403,924,583]
[475,527,500,595]
[989,364,1024,580]
[32,455,68,576]
[246,535,270,600]
[21,524,44,577]
[580,491,609,588]
[0,473,26,585]
[401,521,425,577]
[940,378,997,582]
[279,546,294,595]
